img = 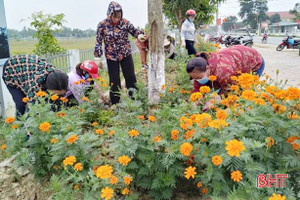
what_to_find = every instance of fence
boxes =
[0,42,137,118]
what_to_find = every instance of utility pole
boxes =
[216,3,219,35]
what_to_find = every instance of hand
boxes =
[94,57,103,69]
[138,34,146,42]
[181,41,186,48]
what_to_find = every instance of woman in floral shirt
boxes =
[94,1,146,104]
[2,55,68,116]
[186,45,265,94]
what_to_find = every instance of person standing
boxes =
[181,9,197,55]
[94,1,146,104]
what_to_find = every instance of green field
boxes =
[9,37,96,55]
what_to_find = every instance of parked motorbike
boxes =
[276,35,300,51]
[224,35,253,48]
[208,35,224,44]
[261,33,268,44]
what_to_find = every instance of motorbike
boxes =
[276,35,300,51]
[261,33,268,44]
[224,35,253,48]
[208,35,224,44]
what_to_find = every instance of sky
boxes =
[2,0,300,30]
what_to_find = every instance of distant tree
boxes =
[270,13,281,24]
[289,3,300,22]
[163,0,224,30]
[29,11,65,55]
[221,16,238,32]
[239,0,269,30]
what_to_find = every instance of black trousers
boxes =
[185,40,196,55]
[106,55,137,104]
[6,85,26,117]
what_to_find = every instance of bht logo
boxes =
[256,174,288,188]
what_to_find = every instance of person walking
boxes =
[181,9,197,56]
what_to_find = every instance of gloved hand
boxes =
[94,57,103,69]
[138,34,146,42]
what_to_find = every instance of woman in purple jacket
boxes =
[94,1,146,104]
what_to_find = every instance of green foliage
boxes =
[162,0,224,29]
[30,11,66,55]
[221,16,238,32]
[239,0,269,30]
[269,13,281,24]
[289,3,300,22]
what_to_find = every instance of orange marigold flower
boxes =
[96,165,113,179]
[190,92,203,102]
[208,119,229,129]
[80,108,84,113]
[231,76,238,81]
[237,73,256,89]
[138,115,145,120]
[180,142,193,156]
[201,138,207,142]
[265,137,275,147]
[291,143,299,150]
[288,113,298,119]
[11,124,18,129]
[73,184,79,190]
[81,96,88,101]
[36,91,47,97]
[66,135,78,144]
[60,97,69,103]
[128,129,139,137]
[87,78,93,82]
[63,156,76,167]
[39,122,51,132]
[254,98,265,105]
[95,129,104,135]
[153,136,162,143]
[225,139,245,157]
[92,122,98,127]
[22,97,29,103]
[50,94,59,101]
[102,83,108,87]
[197,181,203,188]
[1,144,6,150]
[100,187,114,200]
[272,104,286,113]
[212,155,222,166]
[200,86,210,94]
[209,75,217,81]
[184,129,194,140]
[50,138,59,144]
[79,79,85,84]
[148,115,156,122]
[122,188,130,195]
[57,112,66,118]
[269,193,286,200]
[109,130,115,136]
[74,81,79,85]
[285,87,300,100]
[231,170,243,182]
[202,188,208,194]
[171,130,179,140]
[216,110,228,120]
[161,84,166,90]
[184,166,197,179]
[241,89,256,101]
[286,136,299,143]
[118,155,131,166]
[74,163,83,171]
[110,175,118,184]
[5,117,15,124]
[123,176,133,185]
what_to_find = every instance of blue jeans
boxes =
[255,58,265,77]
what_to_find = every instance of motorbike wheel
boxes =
[262,39,267,44]
[276,44,285,51]
[245,43,253,48]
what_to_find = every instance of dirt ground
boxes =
[252,43,300,87]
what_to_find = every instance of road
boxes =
[252,43,300,87]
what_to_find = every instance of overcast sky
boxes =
[2,0,300,30]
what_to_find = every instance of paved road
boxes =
[252,43,300,87]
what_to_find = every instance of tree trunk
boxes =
[148,0,165,104]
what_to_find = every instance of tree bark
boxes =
[148,0,165,104]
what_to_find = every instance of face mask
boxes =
[85,73,90,80]
[196,77,209,85]
[188,17,194,22]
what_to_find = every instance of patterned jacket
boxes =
[94,1,143,61]
[193,45,263,93]
[2,55,55,98]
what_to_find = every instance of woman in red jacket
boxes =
[186,45,265,94]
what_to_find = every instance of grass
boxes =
[9,37,96,55]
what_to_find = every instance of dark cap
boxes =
[186,57,208,73]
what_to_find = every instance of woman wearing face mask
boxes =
[186,45,265,94]
[66,60,106,105]
[181,9,197,55]
[94,1,146,104]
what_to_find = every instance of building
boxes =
[269,22,300,35]
[266,11,295,22]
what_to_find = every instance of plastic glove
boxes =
[94,57,103,69]
[138,34,146,42]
